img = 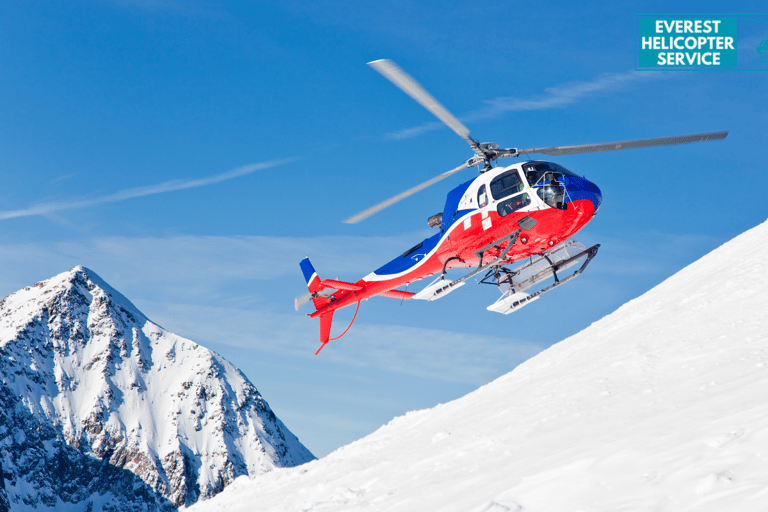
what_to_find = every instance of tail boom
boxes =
[298,257,415,353]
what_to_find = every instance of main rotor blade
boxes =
[519,131,728,157]
[343,161,471,224]
[368,59,479,151]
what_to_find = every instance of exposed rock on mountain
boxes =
[0,266,314,510]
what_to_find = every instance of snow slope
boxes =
[0,266,314,510]
[190,219,768,512]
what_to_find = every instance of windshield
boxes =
[522,162,573,210]
[522,162,578,186]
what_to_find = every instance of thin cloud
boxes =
[0,231,427,304]
[388,70,666,140]
[477,71,664,115]
[103,0,224,18]
[0,226,715,383]
[145,303,545,385]
[0,158,298,221]
[50,173,79,184]
[0,232,545,385]
[387,121,444,140]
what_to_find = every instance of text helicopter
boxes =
[296,59,727,355]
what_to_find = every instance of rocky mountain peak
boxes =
[0,266,314,510]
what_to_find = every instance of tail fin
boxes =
[300,257,323,294]
[299,257,334,311]
[299,257,335,354]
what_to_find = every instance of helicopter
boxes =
[296,59,727,355]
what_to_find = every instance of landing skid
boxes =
[486,241,600,314]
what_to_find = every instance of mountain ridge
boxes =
[0,266,314,510]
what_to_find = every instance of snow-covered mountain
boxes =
[0,266,314,510]
[190,219,768,512]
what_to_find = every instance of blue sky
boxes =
[1,1,767,457]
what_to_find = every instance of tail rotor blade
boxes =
[519,131,728,157]
[295,292,313,311]
[295,288,337,311]
[343,161,471,224]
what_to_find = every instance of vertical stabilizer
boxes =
[299,257,337,354]
[300,257,323,294]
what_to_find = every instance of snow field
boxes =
[190,219,768,512]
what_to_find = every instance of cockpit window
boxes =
[497,193,530,217]
[490,170,524,200]
[553,163,579,177]
[523,162,578,186]
[477,184,488,208]
[537,184,567,210]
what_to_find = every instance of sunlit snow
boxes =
[190,219,768,512]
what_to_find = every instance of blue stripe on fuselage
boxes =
[373,178,479,277]
[373,231,442,276]
[441,178,474,231]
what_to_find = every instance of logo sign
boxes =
[637,16,737,68]
[759,39,768,62]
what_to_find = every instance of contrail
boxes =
[387,70,667,140]
[0,158,298,221]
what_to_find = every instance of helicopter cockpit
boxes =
[523,161,579,210]
[473,168,531,218]
[490,170,530,217]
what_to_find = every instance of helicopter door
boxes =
[475,184,494,230]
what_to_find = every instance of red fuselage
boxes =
[309,160,602,319]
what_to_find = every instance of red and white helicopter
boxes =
[296,59,727,355]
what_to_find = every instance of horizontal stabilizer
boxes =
[379,289,416,300]
[321,279,363,291]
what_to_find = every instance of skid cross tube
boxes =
[441,256,464,276]
[431,230,521,299]
[475,230,518,268]
[479,265,515,287]
[542,253,559,283]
